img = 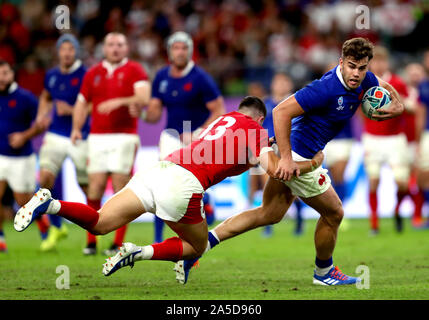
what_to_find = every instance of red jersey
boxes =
[364,73,408,136]
[79,59,148,134]
[166,111,269,190]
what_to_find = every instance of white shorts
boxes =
[0,154,36,193]
[362,132,410,182]
[39,132,88,185]
[283,151,331,199]
[323,138,353,168]
[417,131,429,170]
[125,161,205,224]
[159,129,183,160]
[87,133,140,175]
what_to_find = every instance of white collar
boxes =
[62,59,82,74]
[102,58,128,76]
[169,60,195,78]
[8,82,18,94]
[336,65,352,91]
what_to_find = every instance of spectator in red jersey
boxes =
[361,46,409,234]
[16,55,45,97]
[71,32,151,256]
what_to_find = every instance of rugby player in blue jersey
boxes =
[0,60,41,252]
[176,38,405,286]
[35,34,89,251]
[142,31,225,243]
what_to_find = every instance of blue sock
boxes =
[295,200,303,233]
[40,231,48,240]
[315,256,333,268]
[423,190,429,205]
[208,231,219,249]
[0,230,4,238]
[48,214,62,229]
[154,216,164,243]
[335,183,346,202]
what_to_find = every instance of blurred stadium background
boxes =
[2,0,429,221]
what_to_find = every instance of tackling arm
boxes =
[71,95,90,144]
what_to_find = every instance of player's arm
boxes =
[415,102,426,144]
[371,76,404,121]
[98,82,151,114]
[8,123,44,149]
[272,95,305,181]
[259,149,324,178]
[71,94,90,144]
[200,97,226,129]
[140,97,163,123]
[35,89,53,132]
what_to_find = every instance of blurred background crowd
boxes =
[2,0,429,97]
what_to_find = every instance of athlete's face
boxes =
[170,42,190,69]
[0,64,14,91]
[58,41,76,69]
[405,63,425,87]
[103,34,128,64]
[271,74,292,98]
[340,56,369,90]
[369,55,389,77]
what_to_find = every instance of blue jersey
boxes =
[263,97,276,138]
[418,79,429,130]
[293,66,378,158]
[152,63,221,134]
[44,61,90,138]
[0,84,38,156]
[333,118,353,140]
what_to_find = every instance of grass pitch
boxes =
[0,217,428,300]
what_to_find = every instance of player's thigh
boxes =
[5,154,36,195]
[165,219,208,255]
[96,188,146,234]
[69,139,89,187]
[110,172,132,193]
[39,169,57,189]
[300,186,343,225]
[88,172,109,199]
[261,177,296,223]
[13,192,33,207]
[0,180,7,201]
[39,133,68,177]
[362,134,383,179]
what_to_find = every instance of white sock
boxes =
[135,245,154,260]
[315,264,333,276]
[46,199,61,214]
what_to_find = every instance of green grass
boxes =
[0,217,428,300]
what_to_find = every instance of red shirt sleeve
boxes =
[79,69,93,102]
[130,62,148,85]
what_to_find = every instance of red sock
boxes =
[412,190,424,221]
[36,215,50,234]
[57,200,99,233]
[86,198,100,245]
[369,191,378,230]
[113,225,128,247]
[151,237,183,261]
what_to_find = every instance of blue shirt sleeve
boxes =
[151,71,163,100]
[294,79,331,112]
[360,71,379,91]
[198,70,221,103]
[26,91,39,121]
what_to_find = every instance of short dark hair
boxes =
[0,59,11,68]
[238,96,267,118]
[342,37,374,61]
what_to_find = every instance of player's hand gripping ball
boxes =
[361,86,391,120]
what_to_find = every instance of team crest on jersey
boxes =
[183,82,192,92]
[8,99,17,108]
[159,80,168,93]
[70,77,80,86]
[336,96,344,110]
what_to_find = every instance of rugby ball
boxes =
[361,86,391,120]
